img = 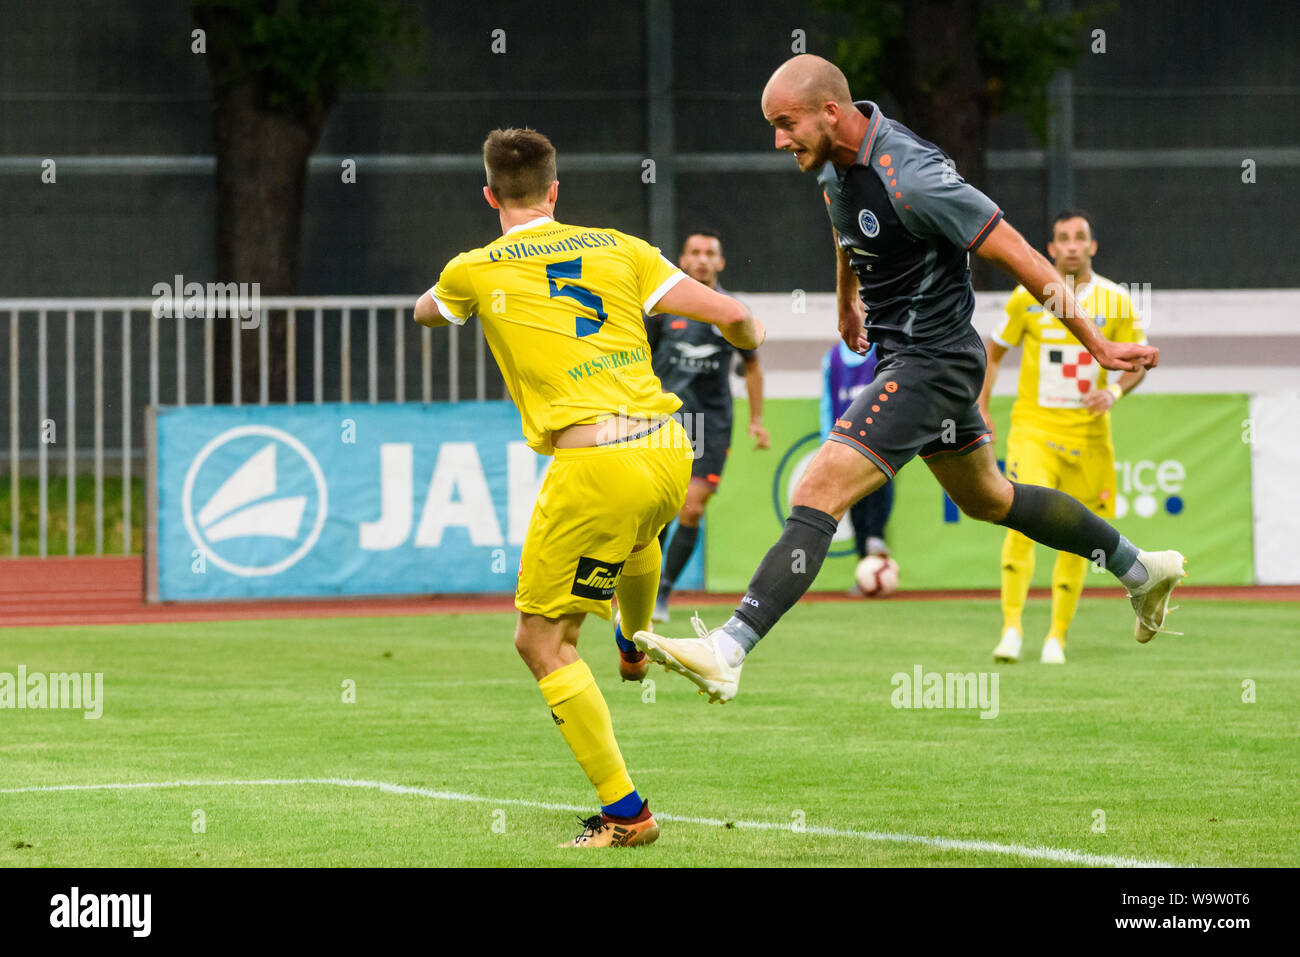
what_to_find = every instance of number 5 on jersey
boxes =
[547,258,607,338]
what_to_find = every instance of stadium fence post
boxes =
[144,405,159,604]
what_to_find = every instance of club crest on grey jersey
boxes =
[858,208,881,238]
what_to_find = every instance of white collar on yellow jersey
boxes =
[504,215,554,236]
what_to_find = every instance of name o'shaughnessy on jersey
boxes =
[993,273,1147,442]
[430,218,687,455]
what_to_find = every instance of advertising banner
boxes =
[707,395,1254,590]
[152,402,549,600]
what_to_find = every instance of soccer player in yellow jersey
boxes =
[978,211,1148,664]
[413,128,764,847]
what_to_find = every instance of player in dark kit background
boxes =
[633,55,1187,704]
[645,230,770,622]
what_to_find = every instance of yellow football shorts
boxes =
[516,417,693,620]
[1004,427,1117,518]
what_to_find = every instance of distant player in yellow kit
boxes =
[978,211,1147,664]
[414,128,763,846]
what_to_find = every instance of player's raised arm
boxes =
[975,219,1158,372]
[653,275,765,351]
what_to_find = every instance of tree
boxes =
[191,0,418,402]
[821,0,1100,200]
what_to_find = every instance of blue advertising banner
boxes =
[152,402,705,601]
[154,402,550,600]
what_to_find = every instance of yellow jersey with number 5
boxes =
[992,273,1146,444]
[429,218,687,455]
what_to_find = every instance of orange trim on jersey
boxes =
[967,209,1001,250]
[829,431,896,477]
[860,109,882,164]
[920,431,993,459]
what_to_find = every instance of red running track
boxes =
[1,557,1295,628]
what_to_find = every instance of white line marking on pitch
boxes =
[0,777,1179,868]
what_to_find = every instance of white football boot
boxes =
[651,593,670,624]
[1040,636,1066,664]
[633,614,743,703]
[992,626,1023,664]
[1127,550,1188,643]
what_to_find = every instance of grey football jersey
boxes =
[816,101,1003,349]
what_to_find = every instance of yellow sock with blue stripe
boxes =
[538,659,641,816]
[614,540,662,653]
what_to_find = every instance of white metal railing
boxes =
[0,296,499,558]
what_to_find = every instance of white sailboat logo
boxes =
[181,425,328,578]
[198,444,307,542]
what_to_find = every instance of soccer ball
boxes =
[855,555,899,597]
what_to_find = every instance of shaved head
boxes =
[762,55,853,115]
[761,55,865,172]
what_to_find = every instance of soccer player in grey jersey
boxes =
[634,55,1187,703]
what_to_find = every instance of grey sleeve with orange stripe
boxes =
[885,144,1003,251]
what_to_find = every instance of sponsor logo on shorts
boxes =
[571,556,625,599]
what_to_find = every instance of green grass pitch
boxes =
[2,597,1296,867]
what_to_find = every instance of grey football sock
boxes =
[720,616,761,655]
[1115,540,1150,589]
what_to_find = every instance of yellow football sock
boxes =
[537,659,634,807]
[615,539,662,637]
[1000,529,1035,632]
[1049,550,1089,643]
